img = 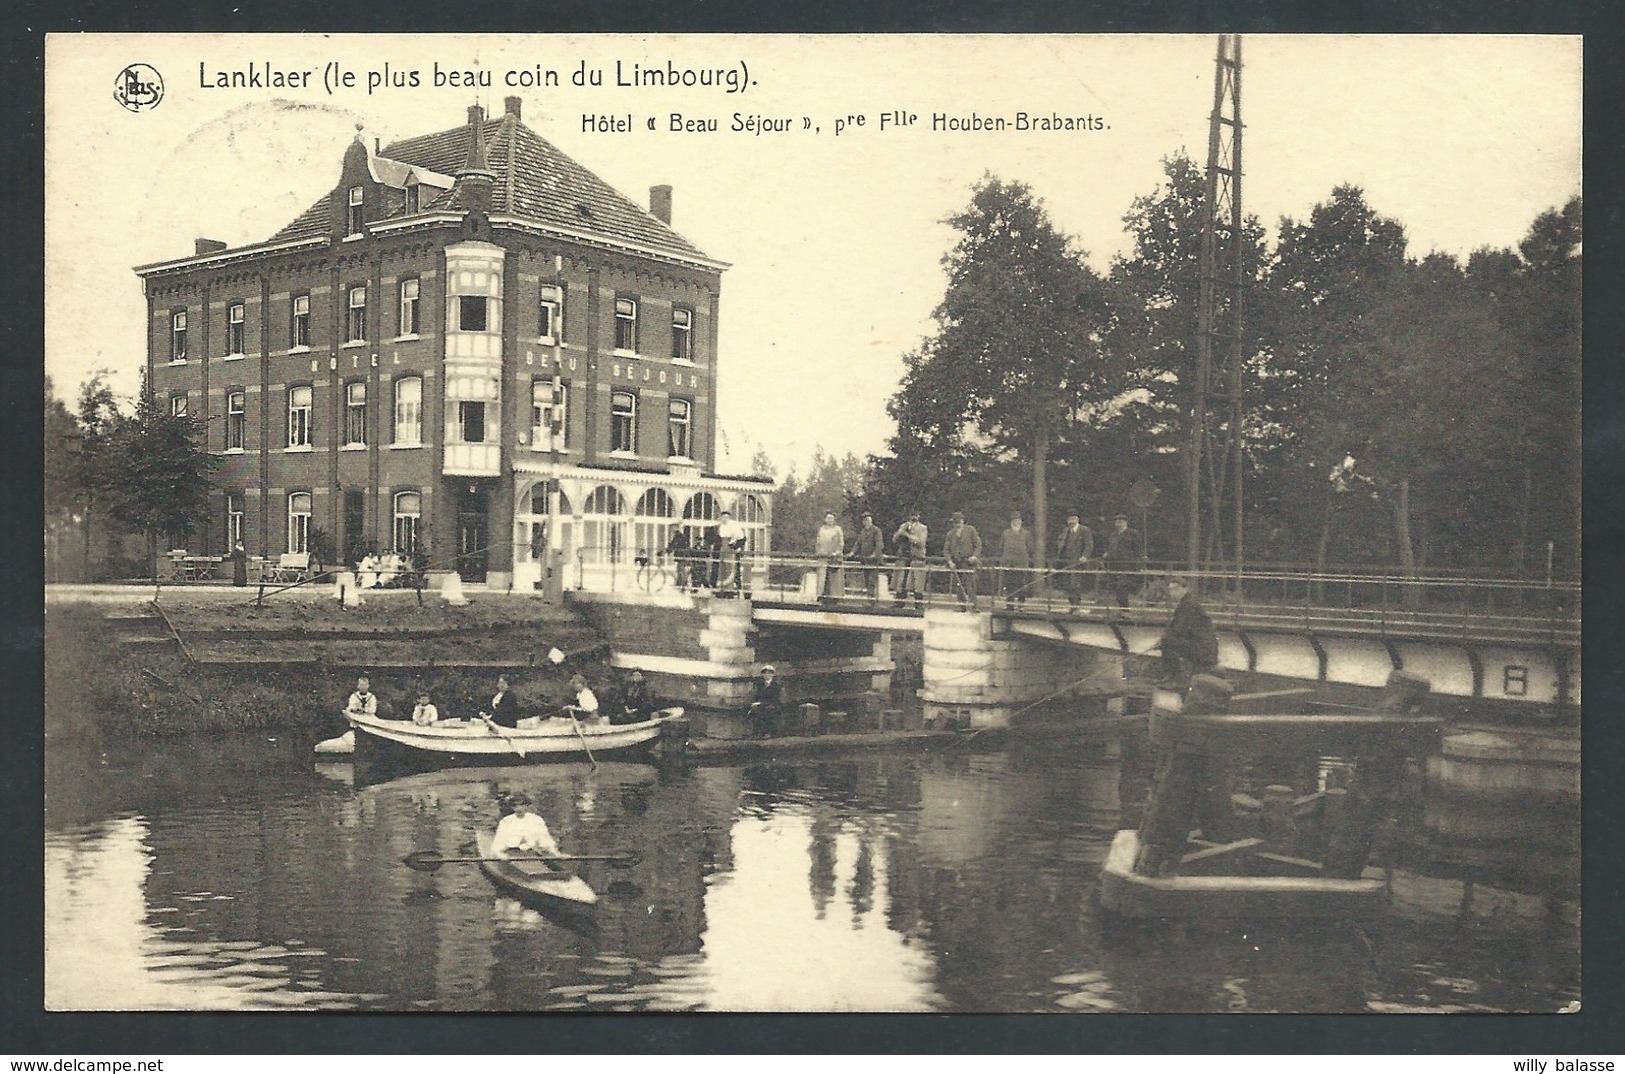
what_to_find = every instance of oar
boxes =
[480,714,528,759]
[402,849,638,872]
[561,707,600,770]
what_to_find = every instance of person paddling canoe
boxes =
[491,793,559,859]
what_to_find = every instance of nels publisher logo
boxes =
[114,63,164,112]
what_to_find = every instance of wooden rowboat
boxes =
[474,832,598,914]
[345,707,684,764]
[1098,829,1388,921]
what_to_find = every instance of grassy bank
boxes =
[46,596,616,741]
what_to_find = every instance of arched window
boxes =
[634,488,676,560]
[392,491,421,554]
[582,485,627,565]
[681,491,720,545]
[287,492,312,554]
[738,493,770,555]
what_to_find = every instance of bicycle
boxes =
[635,550,672,592]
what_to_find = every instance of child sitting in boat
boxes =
[563,674,602,722]
[410,690,439,726]
[491,794,559,859]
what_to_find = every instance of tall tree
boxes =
[889,176,1114,563]
[771,448,870,557]
[96,385,218,578]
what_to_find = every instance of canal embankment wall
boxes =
[46,589,613,740]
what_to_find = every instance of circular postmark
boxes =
[114,64,164,112]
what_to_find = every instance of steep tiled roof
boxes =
[269,117,713,265]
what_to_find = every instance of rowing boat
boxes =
[1098,829,1388,921]
[345,707,684,763]
[474,832,598,913]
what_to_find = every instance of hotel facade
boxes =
[137,97,772,589]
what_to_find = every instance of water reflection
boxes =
[43,736,1579,1012]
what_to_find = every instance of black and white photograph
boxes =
[42,32,1582,1016]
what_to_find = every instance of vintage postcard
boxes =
[43,33,1580,1015]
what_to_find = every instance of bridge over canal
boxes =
[566,557,1580,728]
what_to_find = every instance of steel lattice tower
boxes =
[1187,34,1246,579]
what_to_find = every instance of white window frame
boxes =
[668,398,692,459]
[291,294,311,350]
[226,492,244,549]
[393,490,421,554]
[398,278,420,338]
[538,285,562,343]
[346,285,367,343]
[346,185,364,235]
[226,302,245,356]
[288,492,312,554]
[671,307,693,362]
[610,390,637,454]
[393,376,422,446]
[344,381,367,447]
[287,385,313,448]
[225,390,245,451]
[531,379,568,450]
[170,310,188,363]
[613,297,638,354]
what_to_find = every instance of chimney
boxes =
[504,96,522,120]
[650,184,672,225]
[467,103,484,127]
[194,238,227,256]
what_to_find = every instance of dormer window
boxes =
[346,185,364,234]
[405,183,420,214]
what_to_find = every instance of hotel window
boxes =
[614,298,638,352]
[393,491,421,554]
[226,302,245,355]
[531,379,568,448]
[538,285,562,343]
[170,393,188,418]
[226,492,244,549]
[292,294,311,349]
[393,376,422,444]
[287,385,312,447]
[344,381,367,446]
[288,492,311,554]
[671,307,693,361]
[458,295,489,333]
[458,400,486,443]
[668,398,692,458]
[399,278,420,336]
[610,390,637,453]
[226,390,245,450]
[346,286,367,342]
[170,310,188,362]
[346,185,364,234]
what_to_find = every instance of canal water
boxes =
[45,733,1579,1013]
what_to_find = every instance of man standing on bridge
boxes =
[891,512,929,609]
[1101,513,1143,613]
[942,511,982,610]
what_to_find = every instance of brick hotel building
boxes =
[137,97,773,588]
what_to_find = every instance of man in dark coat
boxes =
[1101,513,1144,611]
[747,665,785,737]
[484,674,525,728]
[849,511,885,602]
[1052,513,1093,611]
[1156,576,1218,686]
[941,511,983,609]
[617,669,653,724]
[667,527,695,591]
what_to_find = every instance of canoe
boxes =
[1098,829,1387,921]
[475,832,598,914]
[346,707,684,763]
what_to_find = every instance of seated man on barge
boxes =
[747,664,785,737]
[1154,576,1218,688]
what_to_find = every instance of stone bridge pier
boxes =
[919,608,1107,729]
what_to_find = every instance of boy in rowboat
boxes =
[411,691,439,726]
[563,674,600,722]
[491,793,559,859]
[344,676,378,718]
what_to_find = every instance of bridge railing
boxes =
[572,548,1580,642]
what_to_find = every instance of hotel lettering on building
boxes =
[137,98,772,588]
